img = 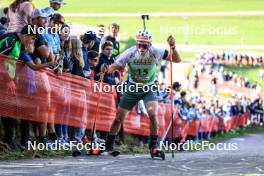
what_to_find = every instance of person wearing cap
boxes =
[50,0,66,11]
[31,8,54,64]
[31,8,57,146]
[81,30,100,78]
[7,0,34,33]
[42,7,55,24]
[100,23,120,59]
[0,24,36,149]
[40,13,65,144]
[42,13,64,56]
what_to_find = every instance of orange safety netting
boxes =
[0,55,116,131]
[0,55,250,140]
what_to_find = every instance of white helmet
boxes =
[135,29,152,42]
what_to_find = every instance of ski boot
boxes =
[149,135,165,160]
[150,147,165,160]
[100,134,120,157]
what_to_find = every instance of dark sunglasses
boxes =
[137,43,149,50]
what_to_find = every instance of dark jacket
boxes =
[94,53,118,85]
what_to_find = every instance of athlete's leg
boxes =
[110,107,130,135]
[105,89,142,151]
[142,88,161,151]
[145,101,159,136]
[105,107,129,151]
[145,101,159,149]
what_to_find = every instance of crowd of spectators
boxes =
[193,53,262,92]
[197,51,264,67]
[0,0,124,150]
[0,0,263,152]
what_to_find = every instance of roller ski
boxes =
[99,134,120,157]
[100,150,120,157]
[72,147,120,157]
[150,147,165,160]
[72,136,106,157]
[72,147,113,157]
[149,136,165,160]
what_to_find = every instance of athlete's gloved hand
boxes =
[167,35,176,49]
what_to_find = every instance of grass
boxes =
[208,124,264,144]
[66,16,264,46]
[1,1,264,47]
[224,65,264,91]
[0,149,72,161]
[2,0,264,13]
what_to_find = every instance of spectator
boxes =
[173,82,181,106]
[17,47,55,147]
[101,23,120,59]
[159,64,168,84]
[0,24,36,149]
[193,70,199,89]
[95,41,120,85]
[31,8,56,145]
[211,77,217,98]
[58,24,87,143]
[7,0,34,33]
[81,31,100,78]
[0,8,8,36]
[96,24,105,41]
[178,91,190,119]
[31,8,54,64]
[42,13,66,143]
[60,24,84,76]
[0,18,7,36]
[88,50,100,73]
[50,0,65,11]
[42,13,64,56]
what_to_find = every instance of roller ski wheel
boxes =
[150,148,165,160]
[72,147,102,157]
[100,150,120,157]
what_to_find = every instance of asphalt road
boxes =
[0,132,264,176]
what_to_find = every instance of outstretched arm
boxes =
[101,63,125,73]
[26,60,56,70]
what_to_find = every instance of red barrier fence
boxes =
[0,55,250,141]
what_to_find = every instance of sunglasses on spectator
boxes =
[136,43,149,50]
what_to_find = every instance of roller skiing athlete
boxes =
[101,28,181,159]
